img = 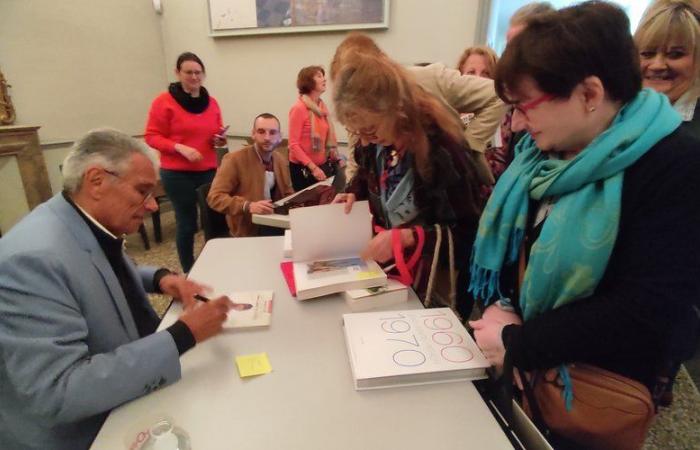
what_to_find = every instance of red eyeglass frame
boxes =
[513,93,555,115]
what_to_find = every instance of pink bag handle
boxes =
[372,225,424,286]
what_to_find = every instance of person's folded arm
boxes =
[436,65,507,154]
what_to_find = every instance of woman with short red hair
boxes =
[287,66,340,191]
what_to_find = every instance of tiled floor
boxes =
[127,211,700,450]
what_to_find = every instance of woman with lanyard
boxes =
[467,2,700,448]
[145,52,224,272]
[331,51,482,320]
[287,65,341,191]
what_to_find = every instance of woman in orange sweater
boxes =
[288,65,340,191]
[145,52,224,272]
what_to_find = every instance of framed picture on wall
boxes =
[207,0,390,37]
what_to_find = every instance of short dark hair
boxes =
[296,66,324,95]
[495,1,641,104]
[176,52,206,73]
[252,113,280,130]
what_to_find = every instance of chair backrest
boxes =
[216,147,228,166]
[196,182,230,242]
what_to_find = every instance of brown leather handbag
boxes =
[522,364,655,450]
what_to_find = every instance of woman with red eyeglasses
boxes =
[467,2,700,448]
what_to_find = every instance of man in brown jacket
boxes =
[207,113,294,237]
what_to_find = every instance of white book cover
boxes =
[224,291,273,329]
[290,201,387,300]
[344,279,409,312]
[342,308,489,390]
[283,229,293,258]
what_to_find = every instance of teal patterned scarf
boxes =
[469,89,681,320]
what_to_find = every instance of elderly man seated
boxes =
[0,128,236,450]
[207,113,294,237]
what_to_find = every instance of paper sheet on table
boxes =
[236,353,272,378]
[289,201,372,262]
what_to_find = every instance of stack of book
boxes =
[343,279,409,312]
[342,307,489,390]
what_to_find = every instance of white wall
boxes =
[158,0,482,139]
[0,0,168,231]
[0,0,167,143]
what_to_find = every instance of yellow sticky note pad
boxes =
[235,352,272,378]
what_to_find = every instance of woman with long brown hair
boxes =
[332,51,482,318]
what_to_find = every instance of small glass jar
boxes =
[141,419,191,450]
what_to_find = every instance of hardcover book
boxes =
[344,279,409,312]
[342,307,489,390]
[290,201,386,300]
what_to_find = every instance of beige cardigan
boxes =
[207,145,294,237]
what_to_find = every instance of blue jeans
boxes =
[159,168,215,272]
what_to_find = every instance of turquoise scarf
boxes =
[469,89,681,320]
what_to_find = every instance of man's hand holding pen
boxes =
[178,295,235,343]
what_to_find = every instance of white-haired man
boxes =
[0,128,235,449]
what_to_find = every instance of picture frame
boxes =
[207,0,390,37]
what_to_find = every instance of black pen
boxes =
[194,293,253,310]
[194,294,210,302]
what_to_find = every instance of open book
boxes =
[343,308,489,390]
[289,201,387,300]
[224,291,273,328]
[252,176,338,229]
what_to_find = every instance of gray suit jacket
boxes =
[0,194,181,450]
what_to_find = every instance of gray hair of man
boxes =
[62,128,157,194]
[510,2,556,26]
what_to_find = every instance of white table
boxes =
[92,237,515,450]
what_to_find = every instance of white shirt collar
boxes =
[73,201,120,239]
[673,90,699,122]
